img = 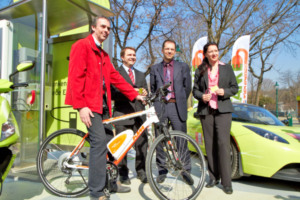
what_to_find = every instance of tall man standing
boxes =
[65,16,145,200]
[150,39,192,184]
[111,47,148,185]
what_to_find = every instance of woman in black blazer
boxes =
[192,42,238,194]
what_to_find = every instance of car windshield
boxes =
[232,104,284,126]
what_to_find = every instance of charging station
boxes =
[0,0,113,167]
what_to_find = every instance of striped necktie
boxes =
[128,68,135,85]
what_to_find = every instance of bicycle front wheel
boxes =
[146,130,206,200]
[36,129,90,197]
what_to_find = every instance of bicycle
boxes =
[36,83,206,200]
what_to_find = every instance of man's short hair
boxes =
[120,47,136,58]
[162,39,176,49]
[91,16,110,32]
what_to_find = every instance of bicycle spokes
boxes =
[146,131,206,200]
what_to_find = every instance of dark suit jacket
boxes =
[111,65,148,125]
[150,60,191,121]
[192,63,238,115]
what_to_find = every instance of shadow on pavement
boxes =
[2,178,45,200]
[235,175,300,193]
[137,183,152,200]
[274,195,300,200]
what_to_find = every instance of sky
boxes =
[0,1,298,89]
[258,45,300,88]
[0,1,11,8]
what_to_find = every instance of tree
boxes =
[279,69,300,111]
[108,0,299,110]
[109,0,175,68]
[182,0,299,105]
[182,0,263,59]
[248,0,300,105]
[259,95,274,109]
[247,73,257,104]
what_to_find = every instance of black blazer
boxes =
[111,66,148,125]
[150,60,191,121]
[193,63,238,115]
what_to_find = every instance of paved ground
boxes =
[2,171,300,200]
[2,121,300,200]
[2,148,300,200]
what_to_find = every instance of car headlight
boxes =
[243,125,289,144]
[1,113,16,142]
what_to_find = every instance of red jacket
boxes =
[65,34,138,116]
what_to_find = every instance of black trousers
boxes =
[87,110,114,198]
[200,111,232,187]
[155,102,191,174]
[115,117,148,177]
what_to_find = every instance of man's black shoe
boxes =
[181,171,194,185]
[156,174,167,183]
[111,181,131,193]
[223,186,233,194]
[119,176,131,185]
[137,172,148,183]
[205,179,220,188]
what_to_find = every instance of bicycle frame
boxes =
[37,80,206,200]
[65,105,159,169]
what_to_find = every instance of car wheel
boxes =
[230,139,242,179]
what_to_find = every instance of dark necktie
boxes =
[164,64,172,100]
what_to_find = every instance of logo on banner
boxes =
[232,48,248,71]
[230,35,250,104]
[192,50,204,70]
[232,48,249,103]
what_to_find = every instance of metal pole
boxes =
[175,44,181,61]
[39,0,47,145]
[276,86,278,118]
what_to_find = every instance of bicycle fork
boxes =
[159,124,183,171]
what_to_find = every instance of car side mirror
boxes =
[281,119,289,126]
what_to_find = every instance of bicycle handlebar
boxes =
[147,82,172,104]
[11,82,29,89]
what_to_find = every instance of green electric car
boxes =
[187,103,300,182]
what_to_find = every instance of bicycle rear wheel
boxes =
[146,130,206,200]
[36,128,90,197]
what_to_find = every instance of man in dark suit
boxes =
[111,47,148,185]
[150,39,192,184]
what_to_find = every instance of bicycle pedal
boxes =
[103,188,110,197]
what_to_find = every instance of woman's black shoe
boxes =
[223,186,233,194]
[205,179,219,188]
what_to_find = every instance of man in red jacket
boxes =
[65,16,145,200]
